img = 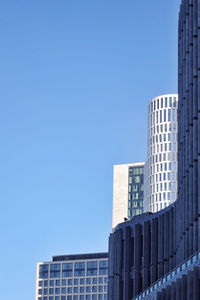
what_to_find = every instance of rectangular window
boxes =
[165,97,168,107]
[161,98,163,108]
[87,261,97,276]
[50,264,60,278]
[172,109,176,121]
[62,263,73,278]
[164,110,166,122]
[74,262,85,277]
[168,109,171,121]
[99,260,108,275]
[39,264,49,279]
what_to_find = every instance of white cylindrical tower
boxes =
[144,94,178,213]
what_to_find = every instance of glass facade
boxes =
[36,255,108,300]
[128,166,144,219]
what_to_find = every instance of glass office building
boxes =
[36,253,108,300]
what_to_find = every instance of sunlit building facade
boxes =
[144,94,178,213]
[36,253,108,300]
[112,162,144,229]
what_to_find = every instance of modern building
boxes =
[108,1,200,299]
[144,94,178,213]
[112,162,145,229]
[36,253,108,300]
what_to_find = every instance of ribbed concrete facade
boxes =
[108,1,200,299]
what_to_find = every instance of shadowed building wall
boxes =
[108,1,200,299]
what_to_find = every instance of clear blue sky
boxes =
[0,1,180,299]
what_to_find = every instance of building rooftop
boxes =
[52,252,108,262]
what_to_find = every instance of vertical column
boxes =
[158,215,164,278]
[143,221,151,289]
[151,218,158,283]
[133,224,142,297]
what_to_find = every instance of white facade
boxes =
[144,94,178,213]
[112,162,144,229]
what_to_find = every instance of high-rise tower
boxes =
[144,94,178,213]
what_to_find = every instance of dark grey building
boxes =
[108,1,200,299]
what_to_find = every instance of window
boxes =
[86,286,91,292]
[56,280,60,286]
[165,97,168,107]
[73,296,78,300]
[80,287,85,293]
[74,287,78,293]
[164,110,166,122]
[49,288,54,294]
[74,262,85,277]
[92,295,97,300]
[87,261,97,276]
[67,287,72,294]
[99,261,108,275]
[99,277,103,284]
[68,279,72,285]
[39,264,49,278]
[61,297,66,300]
[50,280,54,286]
[38,289,42,295]
[62,280,66,286]
[86,296,91,300]
[168,109,171,121]
[50,264,61,278]
[99,286,103,292]
[92,278,97,284]
[44,289,48,295]
[172,109,176,121]
[38,281,43,287]
[44,280,48,287]
[62,263,73,278]
[61,287,66,293]
[161,98,163,108]
[55,288,60,294]
[80,278,85,285]
[86,278,91,284]
[74,279,79,285]
[92,286,97,292]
